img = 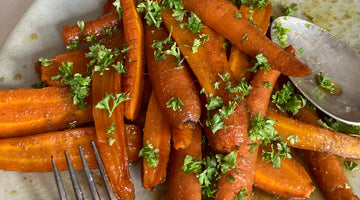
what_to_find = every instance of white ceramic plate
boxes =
[0,0,359,199]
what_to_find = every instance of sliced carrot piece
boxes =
[171,126,193,150]
[142,92,171,190]
[125,124,142,163]
[228,47,251,82]
[239,4,272,33]
[181,0,311,77]
[0,87,92,138]
[167,124,202,200]
[92,68,134,199]
[103,0,116,15]
[121,0,145,121]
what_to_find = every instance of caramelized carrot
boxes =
[61,12,121,46]
[228,47,251,82]
[267,108,360,159]
[125,124,142,163]
[167,124,202,200]
[144,24,201,130]
[162,10,249,153]
[171,125,193,150]
[239,4,272,33]
[92,68,134,200]
[121,0,145,121]
[181,0,311,77]
[142,92,172,190]
[0,87,92,138]
[294,106,359,200]
[103,0,116,15]
[215,145,256,200]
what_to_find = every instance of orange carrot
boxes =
[103,0,116,15]
[228,47,251,82]
[92,68,134,200]
[239,4,272,33]
[267,108,360,159]
[121,0,145,121]
[254,146,314,199]
[62,12,121,46]
[171,126,193,150]
[294,106,359,200]
[125,124,142,163]
[167,124,202,200]
[142,92,172,190]
[181,0,311,77]
[0,87,92,138]
[144,24,201,131]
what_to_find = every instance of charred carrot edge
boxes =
[61,12,121,46]
[103,0,116,15]
[254,146,314,199]
[167,124,202,200]
[144,24,201,130]
[121,0,145,121]
[215,145,257,200]
[162,9,250,153]
[92,68,134,200]
[267,108,360,159]
[181,0,311,77]
[0,87,92,138]
[0,124,141,172]
[295,106,359,200]
[229,4,273,82]
[142,92,172,191]
[171,125,193,150]
[40,49,90,87]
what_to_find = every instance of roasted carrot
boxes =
[294,106,359,200]
[61,12,121,46]
[162,10,249,153]
[181,0,311,77]
[125,124,142,163]
[254,146,314,199]
[141,92,172,191]
[171,125,193,150]
[267,108,360,159]
[215,145,256,200]
[228,47,251,82]
[239,4,272,33]
[92,68,134,200]
[103,0,116,15]
[167,124,202,200]
[121,0,145,121]
[144,24,201,130]
[0,87,92,138]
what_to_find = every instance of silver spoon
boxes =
[271,16,360,126]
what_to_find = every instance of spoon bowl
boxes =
[271,16,360,125]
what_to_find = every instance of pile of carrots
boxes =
[1,0,359,199]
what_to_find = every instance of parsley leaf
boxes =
[139,141,160,168]
[182,155,202,174]
[284,4,298,16]
[86,43,120,74]
[318,118,360,135]
[31,81,47,89]
[248,113,277,145]
[241,0,269,9]
[180,12,202,33]
[261,142,291,169]
[161,0,184,9]
[235,187,249,200]
[240,33,248,44]
[39,58,54,66]
[137,0,163,28]
[166,97,184,111]
[113,0,123,19]
[245,53,271,72]
[344,161,358,171]
[235,12,242,19]
[272,81,307,115]
[95,93,131,117]
[287,135,300,145]
[66,40,80,51]
[316,73,335,93]
[273,22,291,49]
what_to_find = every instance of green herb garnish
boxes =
[166,97,184,111]
[95,93,131,117]
[139,141,160,168]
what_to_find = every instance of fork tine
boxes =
[51,155,68,200]
[78,145,100,200]
[65,150,84,200]
[91,140,116,200]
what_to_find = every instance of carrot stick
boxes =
[121,0,145,121]
[254,146,314,199]
[239,4,272,33]
[181,0,311,77]
[92,68,134,200]
[142,92,172,190]
[294,106,359,200]
[171,125,193,150]
[267,108,360,159]
[0,87,92,138]
[228,47,251,82]
[61,12,121,46]
[103,0,116,15]
[167,124,202,200]
[144,24,201,130]
[0,124,142,172]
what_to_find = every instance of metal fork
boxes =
[51,141,116,200]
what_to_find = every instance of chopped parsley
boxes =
[299,47,304,54]
[345,183,351,189]
[95,93,131,117]
[139,141,160,168]
[180,12,202,33]
[227,174,235,183]
[272,81,307,115]
[273,22,291,49]
[240,34,248,44]
[318,117,360,135]
[263,81,273,90]
[113,0,123,19]
[86,43,121,75]
[344,161,358,171]
[248,113,277,145]
[284,4,298,16]
[77,20,85,34]
[161,0,184,10]
[287,135,300,145]
[316,73,335,93]
[166,97,184,111]
[235,12,242,19]
[137,0,163,28]
[225,77,253,101]
[31,81,47,89]
[189,34,209,53]
[39,58,54,66]
[245,53,271,72]
[240,0,270,9]
[261,142,292,169]
[235,187,248,200]
[105,123,116,146]
[67,40,80,51]
[305,23,311,29]
[172,9,186,22]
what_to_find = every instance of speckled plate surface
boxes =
[0,0,359,199]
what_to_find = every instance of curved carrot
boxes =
[181,0,311,77]
[142,92,171,191]
[295,106,359,200]
[171,125,193,150]
[267,108,360,159]
[144,24,201,130]
[62,12,121,46]
[0,87,92,138]
[92,68,134,200]
[121,0,145,121]
[167,124,202,200]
